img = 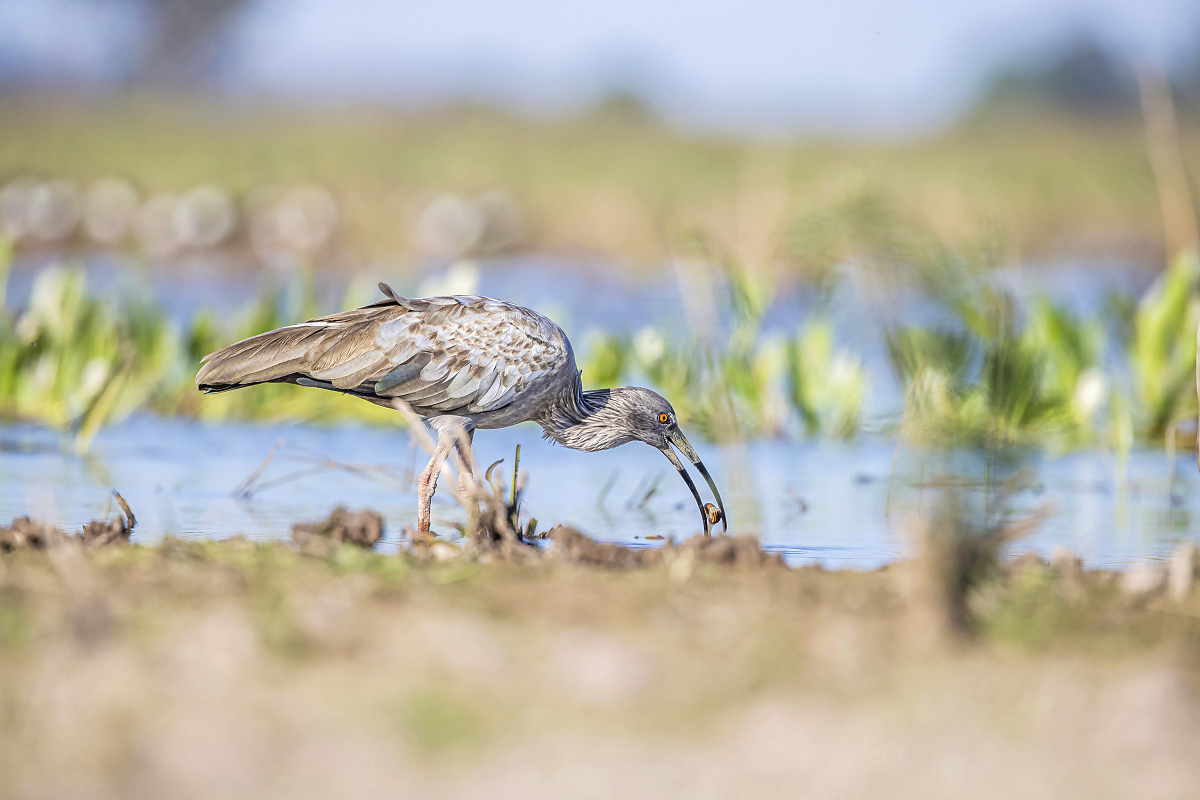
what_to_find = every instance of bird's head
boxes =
[606,387,728,534]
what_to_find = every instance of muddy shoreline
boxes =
[3,508,1200,799]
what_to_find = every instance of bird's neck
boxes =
[540,376,633,452]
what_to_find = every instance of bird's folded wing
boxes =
[197,292,562,415]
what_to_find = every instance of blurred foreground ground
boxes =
[2,535,1199,800]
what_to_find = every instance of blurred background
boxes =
[3,0,1199,263]
[2,0,1200,565]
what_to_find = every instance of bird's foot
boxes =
[409,526,437,549]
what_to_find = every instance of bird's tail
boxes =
[196,282,409,394]
[196,324,329,393]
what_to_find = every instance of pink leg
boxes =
[416,443,449,534]
[454,429,476,501]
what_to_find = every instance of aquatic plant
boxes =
[884,252,1200,453]
[0,264,177,451]
[578,330,629,396]
[787,319,870,439]
[1124,251,1200,441]
[1021,298,1106,424]
[886,283,1094,450]
[0,240,1196,457]
[0,260,397,450]
[587,262,870,442]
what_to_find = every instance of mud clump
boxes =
[292,507,384,555]
[79,517,133,548]
[0,517,66,551]
[80,493,136,548]
[546,526,662,568]
[1,496,135,553]
[547,526,781,569]
[668,533,785,568]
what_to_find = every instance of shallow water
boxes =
[2,415,1196,569]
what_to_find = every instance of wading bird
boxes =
[196,284,726,535]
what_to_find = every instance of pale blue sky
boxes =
[2,0,1197,133]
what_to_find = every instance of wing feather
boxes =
[374,358,429,394]
[196,285,568,417]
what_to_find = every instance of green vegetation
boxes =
[2,243,1199,453]
[1125,254,1200,440]
[580,263,869,441]
[0,256,396,450]
[0,262,178,452]
[887,251,1199,453]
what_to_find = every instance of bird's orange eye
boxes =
[658,413,670,424]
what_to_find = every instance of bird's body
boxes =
[197,283,726,535]
[198,286,574,429]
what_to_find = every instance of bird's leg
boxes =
[416,441,450,535]
[454,429,476,502]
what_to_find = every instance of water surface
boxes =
[2,415,1195,569]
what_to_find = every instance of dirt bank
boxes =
[1,532,1198,799]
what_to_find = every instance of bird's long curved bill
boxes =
[659,429,728,534]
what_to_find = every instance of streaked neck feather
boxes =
[539,376,633,452]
